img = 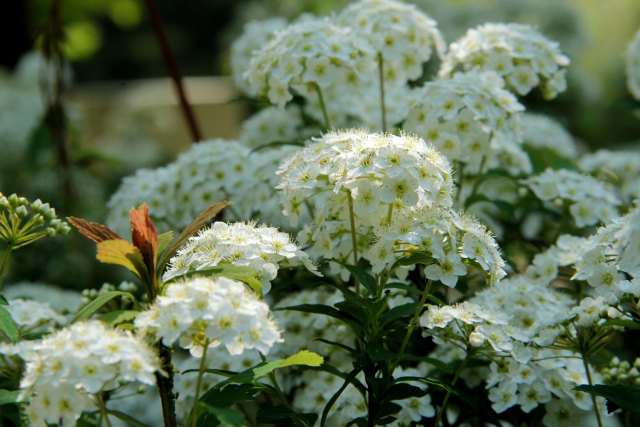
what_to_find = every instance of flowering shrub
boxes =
[2,0,640,426]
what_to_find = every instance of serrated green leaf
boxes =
[381,303,418,326]
[0,389,21,405]
[71,291,138,323]
[333,261,378,296]
[0,305,19,343]
[97,310,140,325]
[574,384,640,413]
[196,403,246,427]
[281,350,324,367]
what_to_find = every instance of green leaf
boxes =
[200,384,261,409]
[157,231,174,258]
[574,384,640,413]
[0,305,19,343]
[464,194,515,221]
[97,310,140,325]
[380,303,418,326]
[397,376,473,406]
[21,331,51,341]
[249,140,304,154]
[177,265,263,297]
[197,403,246,427]
[524,144,578,174]
[333,262,378,296]
[0,292,8,305]
[390,252,434,271]
[257,405,318,425]
[281,349,324,368]
[71,291,138,323]
[274,303,361,332]
[601,318,640,331]
[321,368,362,427]
[106,410,150,427]
[0,389,21,405]
[384,282,423,295]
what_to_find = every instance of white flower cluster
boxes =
[3,281,83,314]
[523,168,620,228]
[163,221,318,290]
[580,149,640,202]
[420,301,514,352]
[14,320,159,427]
[404,71,528,175]
[485,348,606,418]
[439,23,569,99]
[244,15,372,108]
[372,206,506,285]
[601,356,640,386]
[107,139,291,235]
[4,298,66,330]
[626,27,640,100]
[520,112,578,158]
[134,276,283,357]
[230,17,288,96]
[337,0,445,84]
[277,130,455,270]
[238,105,311,149]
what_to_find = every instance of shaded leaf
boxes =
[381,303,418,326]
[200,384,261,408]
[397,376,473,406]
[334,261,377,296]
[601,319,640,331]
[157,201,231,273]
[574,384,640,413]
[97,239,147,281]
[68,217,122,243]
[157,231,174,258]
[196,403,246,427]
[0,305,19,343]
[0,389,21,405]
[0,292,8,305]
[71,291,138,323]
[106,410,150,427]
[97,310,140,325]
[257,405,318,425]
[275,303,362,333]
[21,331,51,341]
[321,368,362,427]
[464,194,515,221]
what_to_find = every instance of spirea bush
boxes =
[2,0,640,426]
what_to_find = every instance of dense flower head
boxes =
[163,221,318,289]
[230,17,288,96]
[439,23,570,99]
[337,0,445,83]
[107,139,293,235]
[134,276,283,357]
[626,27,640,100]
[520,112,578,158]
[244,15,373,108]
[13,320,160,426]
[404,71,528,175]
[523,168,620,228]
[4,298,66,330]
[277,130,456,272]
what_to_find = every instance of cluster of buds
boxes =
[601,357,640,386]
[0,192,70,248]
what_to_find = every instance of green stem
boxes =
[189,343,209,427]
[397,280,432,360]
[377,52,387,133]
[313,83,331,131]
[95,393,113,427]
[259,353,309,427]
[0,245,13,291]
[435,352,471,427]
[346,190,360,296]
[582,353,604,427]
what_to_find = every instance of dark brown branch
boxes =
[142,0,203,143]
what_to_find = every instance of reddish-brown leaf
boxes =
[129,204,158,277]
[68,217,122,243]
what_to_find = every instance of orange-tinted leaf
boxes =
[97,239,147,281]
[68,217,122,243]
[129,204,158,276]
[157,201,231,274]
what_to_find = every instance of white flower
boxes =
[424,251,467,287]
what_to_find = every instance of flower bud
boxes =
[469,331,485,347]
